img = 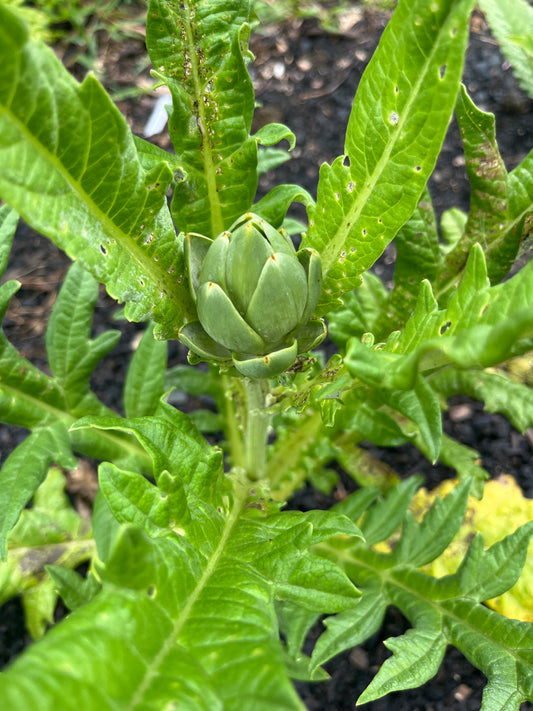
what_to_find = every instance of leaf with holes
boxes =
[0,5,195,339]
[303,0,476,314]
[147,0,257,238]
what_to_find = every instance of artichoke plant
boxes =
[179,213,326,378]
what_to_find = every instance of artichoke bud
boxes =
[179,213,326,378]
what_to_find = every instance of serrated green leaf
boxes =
[91,490,121,564]
[46,262,121,408]
[303,0,475,314]
[456,522,533,602]
[0,425,77,559]
[311,580,387,671]
[123,322,167,418]
[344,339,443,460]
[438,85,516,292]
[0,204,18,276]
[0,470,361,710]
[254,123,296,150]
[147,0,256,237]
[433,368,533,434]
[188,408,223,433]
[0,522,305,711]
[99,462,179,538]
[253,184,314,229]
[332,486,382,523]
[388,376,442,462]
[276,555,361,612]
[442,600,533,710]
[21,578,56,640]
[356,247,533,389]
[358,625,447,704]
[133,133,184,174]
[328,271,388,350]
[277,601,325,681]
[479,0,533,99]
[46,566,101,611]
[455,86,512,281]
[338,402,409,449]
[360,477,422,546]
[0,260,152,469]
[0,5,194,338]
[440,206,468,249]
[164,363,223,400]
[0,467,95,632]
[72,399,224,503]
[438,434,488,497]
[374,189,441,338]
[257,147,291,175]
[311,481,533,707]
[393,478,471,567]
[507,146,533,253]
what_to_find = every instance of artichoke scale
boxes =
[199,232,230,291]
[225,224,272,315]
[245,252,307,343]
[233,339,298,378]
[197,281,266,355]
[295,318,327,352]
[184,232,213,301]
[254,216,296,256]
[297,248,322,324]
[178,320,232,362]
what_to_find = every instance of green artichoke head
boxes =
[179,213,326,378]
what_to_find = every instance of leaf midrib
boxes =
[0,98,180,305]
[325,542,533,670]
[127,483,249,709]
[182,0,224,238]
[0,380,151,464]
[319,1,465,277]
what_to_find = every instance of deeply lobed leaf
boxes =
[311,482,533,708]
[0,409,362,710]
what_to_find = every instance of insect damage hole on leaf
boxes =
[389,111,399,125]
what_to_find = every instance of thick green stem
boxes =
[243,377,271,480]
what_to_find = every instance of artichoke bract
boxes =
[179,213,326,378]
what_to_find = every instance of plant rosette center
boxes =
[179,212,326,378]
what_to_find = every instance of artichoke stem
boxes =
[243,377,271,480]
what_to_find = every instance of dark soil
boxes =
[1,5,533,710]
